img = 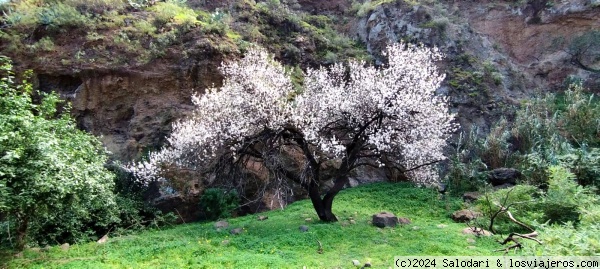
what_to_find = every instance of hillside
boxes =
[3,183,502,268]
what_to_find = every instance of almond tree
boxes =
[129,43,455,222]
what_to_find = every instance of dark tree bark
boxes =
[16,212,30,250]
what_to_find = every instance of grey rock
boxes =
[97,234,108,244]
[299,225,309,232]
[60,243,70,251]
[463,192,481,202]
[372,212,398,228]
[214,221,229,229]
[352,260,361,266]
[230,228,243,235]
[398,217,412,225]
[452,209,482,222]
[462,227,492,236]
[257,215,268,221]
[437,224,448,229]
[488,168,521,186]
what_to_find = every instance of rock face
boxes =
[452,209,482,222]
[488,168,521,186]
[351,0,600,132]
[372,212,399,228]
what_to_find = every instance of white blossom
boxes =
[127,43,456,185]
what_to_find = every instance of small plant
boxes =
[198,188,239,221]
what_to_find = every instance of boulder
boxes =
[372,212,398,228]
[230,228,243,235]
[452,209,482,222]
[352,260,361,266]
[398,217,412,225]
[462,227,492,236]
[462,192,481,202]
[97,234,108,244]
[488,168,520,186]
[214,221,229,229]
[299,225,309,232]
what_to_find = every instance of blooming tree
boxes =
[129,43,455,221]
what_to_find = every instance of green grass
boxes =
[3,183,502,268]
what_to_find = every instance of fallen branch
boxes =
[492,202,542,253]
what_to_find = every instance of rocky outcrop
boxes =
[488,168,521,186]
[468,0,600,92]
[351,0,600,132]
[372,212,399,228]
[452,209,482,222]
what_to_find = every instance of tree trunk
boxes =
[306,175,349,222]
[16,213,29,250]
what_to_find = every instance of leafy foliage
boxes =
[2,0,90,30]
[0,57,117,248]
[475,184,542,234]
[473,163,600,254]
[198,188,240,221]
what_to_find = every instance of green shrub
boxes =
[475,185,542,234]
[198,188,239,221]
[542,166,597,225]
[2,0,90,30]
[150,0,198,30]
[0,57,117,249]
[444,129,488,195]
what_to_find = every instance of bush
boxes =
[475,165,598,237]
[198,188,239,221]
[542,166,597,225]
[0,57,117,249]
[3,1,90,30]
[475,184,542,234]
[150,0,198,30]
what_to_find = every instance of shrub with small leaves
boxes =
[0,57,117,249]
[198,188,239,221]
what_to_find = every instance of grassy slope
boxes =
[5,183,501,268]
